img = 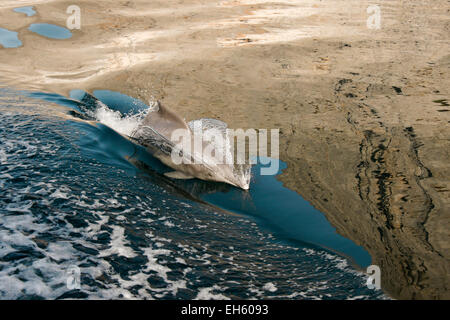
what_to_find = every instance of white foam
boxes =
[263,282,277,292]
[163,220,175,228]
[95,105,148,136]
[100,226,137,258]
[5,200,33,213]
[49,186,70,199]
[195,285,230,300]
[142,247,171,277]
[46,241,78,261]
[0,149,7,164]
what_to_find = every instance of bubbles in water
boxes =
[94,104,149,137]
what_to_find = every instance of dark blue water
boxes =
[198,161,371,267]
[0,87,386,299]
[0,28,22,48]
[28,24,72,40]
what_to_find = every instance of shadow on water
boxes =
[30,89,372,268]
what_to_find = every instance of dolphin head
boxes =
[185,160,250,190]
[229,168,251,190]
[230,175,251,190]
[214,163,251,190]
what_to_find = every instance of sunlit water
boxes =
[0,87,386,299]
[28,24,72,40]
[0,28,22,49]
[13,6,36,17]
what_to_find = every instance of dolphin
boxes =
[130,101,251,190]
[68,92,251,189]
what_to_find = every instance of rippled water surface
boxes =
[0,88,386,299]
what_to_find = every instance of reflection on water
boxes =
[131,150,372,267]
[198,160,372,267]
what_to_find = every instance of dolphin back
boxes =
[139,101,191,141]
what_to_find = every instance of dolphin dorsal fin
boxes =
[141,101,191,141]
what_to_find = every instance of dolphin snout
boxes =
[228,177,250,190]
